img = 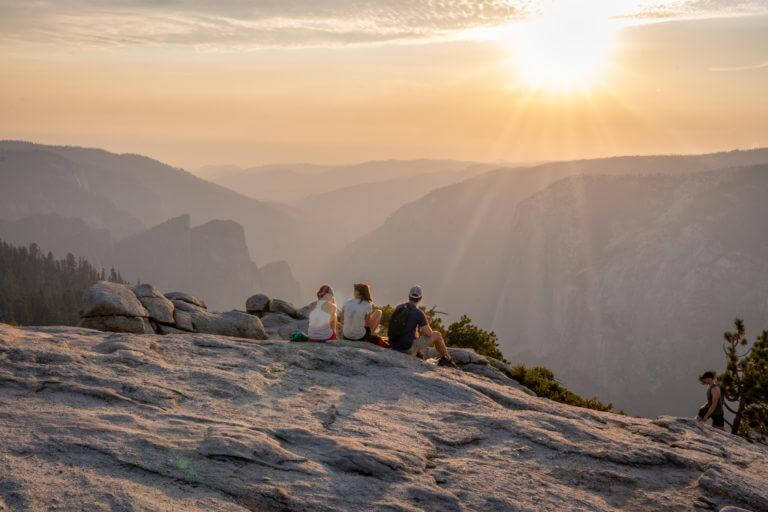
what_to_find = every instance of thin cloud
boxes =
[710,60,768,71]
[0,0,766,49]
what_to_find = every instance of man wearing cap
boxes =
[387,285,458,368]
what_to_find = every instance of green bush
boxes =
[378,303,614,413]
[510,365,616,412]
[444,314,507,362]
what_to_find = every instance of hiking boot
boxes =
[437,357,459,369]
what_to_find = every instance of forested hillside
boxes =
[0,240,123,326]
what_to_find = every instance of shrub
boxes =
[444,314,507,362]
[378,303,614,413]
[510,365,616,412]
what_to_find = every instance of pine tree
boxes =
[718,319,768,444]
[0,239,124,327]
[444,314,507,362]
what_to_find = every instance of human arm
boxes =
[324,301,338,333]
[416,309,431,337]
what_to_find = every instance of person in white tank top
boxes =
[308,284,337,342]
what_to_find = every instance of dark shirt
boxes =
[390,302,428,351]
[707,384,724,417]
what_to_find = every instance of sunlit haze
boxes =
[2,1,767,168]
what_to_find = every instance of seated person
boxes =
[308,284,338,342]
[339,283,383,343]
[387,286,457,368]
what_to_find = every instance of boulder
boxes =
[260,313,294,330]
[295,305,311,320]
[245,294,271,314]
[80,281,148,318]
[422,347,488,366]
[277,320,308,340]
[132,284,174,324]
[131,283,163,299]
[185,308,267,340]
[173,310,195,332]
[269,298,300,319]
[157,324,189,335]
[171,300,205,313]
[164,292,207,310]
[80,315,154,334]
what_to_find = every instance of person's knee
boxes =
[432,332,444,343]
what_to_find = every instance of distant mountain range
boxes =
[4,139,768,417]
[0,141,302,309]
[0,141,298,265]
[196,159,497,202]
[332,150,768,415]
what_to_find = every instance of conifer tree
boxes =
[0,239,125,327]
[719,319,768,444]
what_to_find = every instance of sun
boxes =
[506,10,617,93]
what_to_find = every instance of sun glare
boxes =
[506,8,617,93]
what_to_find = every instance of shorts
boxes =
[344,327,373,342]
[698,406,725,428]
[309,330,337,343]
[403,335,435,356]
[344,327,388,348]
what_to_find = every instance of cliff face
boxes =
[111,216,301,311]
[1,323,766,512]
[489,168,768,417]
[334,164,768,416]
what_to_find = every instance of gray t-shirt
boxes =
[341,299,372,340]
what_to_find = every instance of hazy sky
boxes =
[1,0,767,169]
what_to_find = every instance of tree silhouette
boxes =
[0,239,125,326]
[719,319,768,444]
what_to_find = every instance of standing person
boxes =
[697,371,725,430]
[388,285,457,368]
[339,283,384,344]
[308,284,338,342]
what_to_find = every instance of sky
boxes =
[1,0,768,169]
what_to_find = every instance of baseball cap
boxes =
[409,285,423,300]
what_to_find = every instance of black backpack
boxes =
[388,303,410,341]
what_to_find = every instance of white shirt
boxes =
[340,299,372,340]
